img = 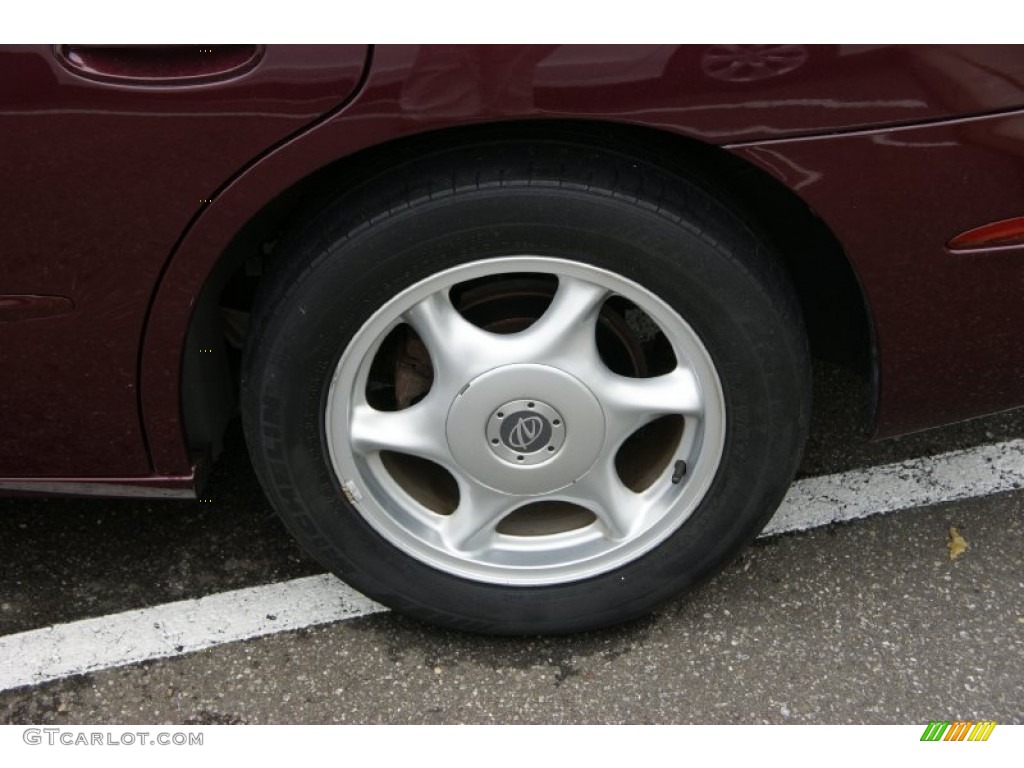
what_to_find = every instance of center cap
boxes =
[445,364,606,496]
[487,399,566,465]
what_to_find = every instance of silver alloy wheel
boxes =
[325,257,726,585]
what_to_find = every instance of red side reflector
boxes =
[948,216,1024,250]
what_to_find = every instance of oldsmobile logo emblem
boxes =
[485,399,565,466]
[500,412,552,453]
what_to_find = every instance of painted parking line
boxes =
[0,575,386,693]
[761,437,1024,536]
[2,438,1022,692]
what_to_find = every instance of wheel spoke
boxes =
[348,400,451,466]
[519,275,608,360]
[571,462,643,541]
[403,290,495,383]
[597,364,702,444]
[440,481,516,553]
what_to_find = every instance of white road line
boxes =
[0,576,386,693]
[762,437,1024,536]
[2,438,1022,692]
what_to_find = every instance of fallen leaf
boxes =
[948,526,968,560]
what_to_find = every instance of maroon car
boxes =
[2,44,1022,633]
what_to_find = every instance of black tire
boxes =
[242,140,810,635]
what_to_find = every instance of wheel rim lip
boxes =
[325,256,727,586]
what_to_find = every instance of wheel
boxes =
[242,139,810,634]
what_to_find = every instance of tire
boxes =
[241,140,810,634]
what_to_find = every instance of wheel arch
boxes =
[161,119,875,474]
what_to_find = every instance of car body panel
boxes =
[731,113,1024,435]
[0,44,369,477]
[516,44,1024,140]
[2,44,1023,490]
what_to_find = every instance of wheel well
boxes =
[182,119,874,459]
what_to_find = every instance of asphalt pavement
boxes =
[1,363,1022,724]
